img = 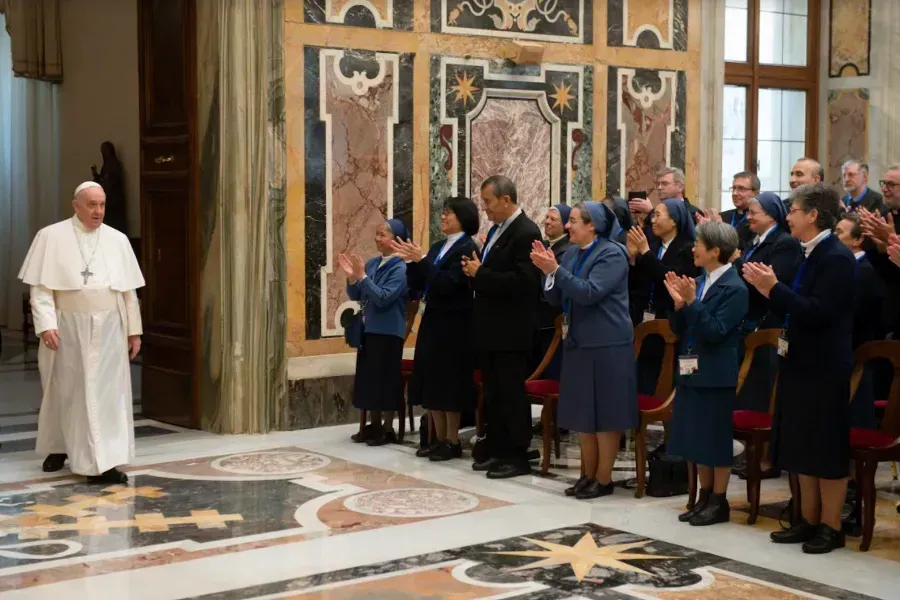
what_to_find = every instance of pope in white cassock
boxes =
[18,182,145,484]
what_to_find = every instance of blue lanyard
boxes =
[731,211,747,228]
[685,275,707,352]
[647,243,665,310]
[563,239,599,316]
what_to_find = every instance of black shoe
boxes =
[690,493,730,526]
[429,441,462,462]
[770,519,818,544]
[87,468,128,484]
[486,461,530,479]
[366,429,397,446]
[840,517,862,537]
[679,489,710,522]
[351,424,377,443]
[473,458,499,472]
[525,449,540,462]
[575,479,615,500]
[42,454,67,473]
[416,441,440,458]
[802,524,845,554]
[565,475,590,497]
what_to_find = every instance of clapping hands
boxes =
[529,240,558,275]
[626,226,651,257]
[390,238,424,263]
[742,262,778,298]
[663,272,696,310]
[859,208,895,252]
[337,252,366,282]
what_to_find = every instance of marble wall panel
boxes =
[829,0,871,77]
[430,0,592,44]
[429,56,591,239]
[303,0,413,30]
[827,89,869,187]
[304,47,414,340]
[285,375,357,429]
[607,67,686,203]
[608,0,688,51]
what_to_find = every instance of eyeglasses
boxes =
[788,207,809,215]
[880,180,899,190]
[730,186,753,193]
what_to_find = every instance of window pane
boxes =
[725,7,749,62]
[759,0,807,66]
[721,85,747,210]
[757,88,807,194]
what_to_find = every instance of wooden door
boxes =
[138,0,199,428]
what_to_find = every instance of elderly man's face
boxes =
[789,160,820,189]
[72,187,106,230]
[655,173,684,200]
[544,209,565,239]
[881,169,900,207]
[842,163,867,194]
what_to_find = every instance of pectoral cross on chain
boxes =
[80,267,94,285]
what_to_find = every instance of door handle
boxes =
[154,155,175,165]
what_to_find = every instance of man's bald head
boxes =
[72,183,106,230]
[790,158,823,190]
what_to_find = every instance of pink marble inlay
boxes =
[620,73,675,205]
[827,89,869,187]
[470,97,552,233]
[322,52,396,333]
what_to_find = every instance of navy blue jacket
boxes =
[407,235,477,318]
[346,256,408,339]
[671,266,749,388]
[733,226,803,330]
[769,234,856,372]
[543,239,633,349]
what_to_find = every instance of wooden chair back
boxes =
[403,299,420,341]
[527,315,563,382]
[633,319,679,400]
[735,329,781,415]
[850,340,900,438]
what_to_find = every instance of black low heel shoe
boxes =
[87,468,128,484]
[366,429,397,446]
[416,442,440,458]
[42,454,67,473]
[770,519,818,544]
[429,441,462,462]
[802,524,845,554]
[689,493,730,526]
[565,475,590,497]
[575,480,615,500]
[679,489,710,522]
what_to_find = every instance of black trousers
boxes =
[481,351,531,462]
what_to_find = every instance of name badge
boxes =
[777,337,789,357]
[561,315,570,340]
[678,355,699,376]
[642,311,655,324]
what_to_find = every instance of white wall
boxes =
[58,0,140,237]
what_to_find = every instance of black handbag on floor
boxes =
[646,444,689,497]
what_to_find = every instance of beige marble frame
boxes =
[284,0,703,359]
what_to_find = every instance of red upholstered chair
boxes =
[729,329,782,524]
[525,315,564,475]
[847,340,900,551]
[359,299,420,440]
[632,319,679,498]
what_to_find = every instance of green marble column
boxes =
[196,0,287,433]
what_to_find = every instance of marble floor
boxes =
[1,332,900,599]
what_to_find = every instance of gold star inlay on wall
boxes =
[549,81,574,114]
[492,533,679,582]
[451,71,480,106]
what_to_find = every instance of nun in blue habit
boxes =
[531,201,638,500]
[340,218,409,447]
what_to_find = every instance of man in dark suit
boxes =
[462,175,542,479]
[720,170,759,250]
[841,160,884,214]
